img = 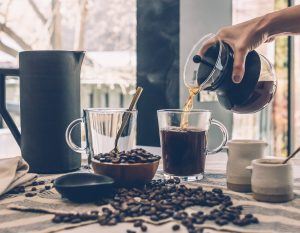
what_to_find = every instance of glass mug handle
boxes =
[207,119,228,155]
[65,118,86,153]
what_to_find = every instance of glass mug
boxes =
[157,109,228,181]
[65,108,137,166]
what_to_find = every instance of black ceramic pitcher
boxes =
[0,51,85,173]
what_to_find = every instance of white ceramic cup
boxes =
[226,140,268,192]
[248,158,294,203]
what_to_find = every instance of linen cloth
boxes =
[0,156,37,196]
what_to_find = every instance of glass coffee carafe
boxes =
[184,33,277,114]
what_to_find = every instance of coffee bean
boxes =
[146,157,157,163]
[194,217,205,224]
[223,213,236,221]
[105,157,112,162]
[52,216,63,223]
[233,219,244,226]
[107,218,118,225]
[94,154,101,160]
[215,218,228,226]
[245,213,253,219]
[206,214,216,220]
[197,211,204,216]
[141,225,147,232]
[212,188,223,194]
[150,215,159,221]
[31,181,39,186]
[63,216,71,222]
[25,192,36,197]
[99,157,106,162]
[235,205,243,211]
[223,200,233,207]
[159,213,169,219]
[127,159,136,163]
[172,224,180,231]
[126,230,136,233]
[251,217,259,224]
[31,187,37,191]
[173,177,181,184]
[71,218,82,224]
[112,158,121,164]
[133,220,142,227]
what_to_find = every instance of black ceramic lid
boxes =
[183,34,231,90]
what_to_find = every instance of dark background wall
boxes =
[137,0,179,146]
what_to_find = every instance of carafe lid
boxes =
[183,34,232,91]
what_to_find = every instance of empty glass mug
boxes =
[66,108,137,166]
[157,109,228,180]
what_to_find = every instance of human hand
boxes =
[199,16,271,83]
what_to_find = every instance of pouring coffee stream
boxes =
[111,87,143,153]
[180,54,214,128]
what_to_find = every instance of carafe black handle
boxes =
[0,68,21,146]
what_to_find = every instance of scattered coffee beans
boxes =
[50,179,259,232]
[93,148,161,164]
[7,178,53,197]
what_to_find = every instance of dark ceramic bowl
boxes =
[54,172,115,202]
[92,159,159,187]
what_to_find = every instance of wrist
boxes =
[255,14,273,38]
[259,11,279,38]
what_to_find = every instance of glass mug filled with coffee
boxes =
[157,109,228,180]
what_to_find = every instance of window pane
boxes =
[232,0,288,156]
[293,1,300,148]
[0,0,137,129]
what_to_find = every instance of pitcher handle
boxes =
[65,118,86,153]
[207,119,228,155]
[0,69,21,146]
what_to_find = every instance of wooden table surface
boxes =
[1,146,300,233]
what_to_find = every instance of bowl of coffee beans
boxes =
[92,148,161,186]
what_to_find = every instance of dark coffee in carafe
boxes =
[194,42,276,114]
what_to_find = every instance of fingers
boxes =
[198,36,218,56]
[232,48,247,83]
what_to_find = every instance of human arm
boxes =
[199,5,300,83]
